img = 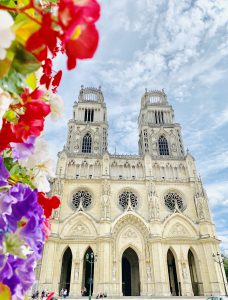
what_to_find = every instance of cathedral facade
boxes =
[38,87,227,297]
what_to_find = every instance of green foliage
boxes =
[12,43,40,76]
[0,69,25,94]
[4,157,35,188]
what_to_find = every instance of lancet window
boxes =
[158,136,169,155]
[84,109,94,122]
[82,133,92,153]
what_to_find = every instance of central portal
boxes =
[122,248,140,296]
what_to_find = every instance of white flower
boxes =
[0,87,12,130]
[48,92,64,120]
[33,167,52,193]
[19,137,55,192]
[0,11,15,60]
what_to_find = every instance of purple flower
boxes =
[0,155,9,187]
[11,136,36,160]
[0,254,36,300]
[0,183,45,259]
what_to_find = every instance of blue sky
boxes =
[46,0,228,253]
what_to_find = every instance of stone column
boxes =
[151,242,170,296]
[70,255,81,297]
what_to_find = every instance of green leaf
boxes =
[12,43,40,76]
[4,157,14,171]
[0,68,25,94]
[0,0,16,8]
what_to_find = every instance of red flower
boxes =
[38,192,61,218]
[13,117,45,142]
[40,58,53,90]
[21,88,45,104]
[0,121,21,151]
[26,13,59,61]
[25,100,50,119]
[65,23,99,69]
[52,70,62,88]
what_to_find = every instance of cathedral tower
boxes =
[138,89,184,158]
[39,87,227,298]
[66,86,108,155]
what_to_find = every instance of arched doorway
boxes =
[167,249,179,296]
[188,250,199,295]
[60,247,72,295]
[122,248,140,296]
[82,247,94,296]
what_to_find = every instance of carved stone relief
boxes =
[70,222,90,236]
[169,222,189,237]
[122,228,137,238]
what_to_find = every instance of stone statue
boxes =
[196,195,205,220]
[102,180,111,219]
[148,182,159,221]
[112,264,116,281]
[181,263,188,279]
[146,266,152,281]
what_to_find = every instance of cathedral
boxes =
[38,86,227,297]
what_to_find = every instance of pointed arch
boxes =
[121,247,140,296]
[60,211,98,238]
[159,136,169,155]
[112,211,149,238]
[82,133,92,153]
[162,213,198,239]
[82,246,95,296]
[167,248,180,296]
[188,248,203,295]
[60,247,72,295]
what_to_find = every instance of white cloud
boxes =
[205,181,228,207]
[46,0,228,250]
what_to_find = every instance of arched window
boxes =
[158,136,169,155]
[82,133,92,153]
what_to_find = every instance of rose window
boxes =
[119,191,138,210]
[72,191,92,210]
[164,192,185,212]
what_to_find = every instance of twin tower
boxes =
[39,86,226,298]
[65,86,184,159]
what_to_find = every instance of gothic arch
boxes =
[167,247,180,296]
[162,213,198,239]
[81,132,93,153]
[119,244,141,259]
[60,245,73,262]
[60,212,98,238]
[59,247,72,294]
[188,247,203,295]
[121,246,141,296]
[82,246,95,296]
[112,211,149,238]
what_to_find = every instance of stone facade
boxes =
[38,87,227,297]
